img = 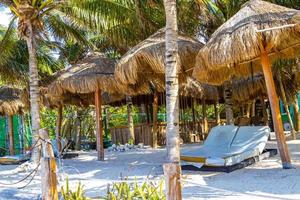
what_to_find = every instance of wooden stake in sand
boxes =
[40,129,58,200]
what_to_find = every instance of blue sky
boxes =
[0,7,12,27]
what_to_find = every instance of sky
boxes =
[0,7,12,27]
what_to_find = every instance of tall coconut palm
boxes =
[0,0,89,162]
[163,0,182,199]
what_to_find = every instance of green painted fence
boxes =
[0,115,32,156]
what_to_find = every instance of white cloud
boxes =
[0,7,12,27]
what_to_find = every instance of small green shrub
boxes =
[61,178,89,200]
[104,179,165,200]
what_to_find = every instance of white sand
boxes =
[0,138,300,200]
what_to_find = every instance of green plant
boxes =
[103,179,165,200]
[61,178,89,200]
[128,138,134,145]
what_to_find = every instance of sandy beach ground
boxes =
[0,136,300,200]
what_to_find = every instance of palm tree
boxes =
[163,0,182,199]
[0,0,89,162]
[0,24,61,85]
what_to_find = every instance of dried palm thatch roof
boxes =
[231,74,267,103]
[115,28,204,86]
[48,52,124,95]
[0,86,26,116]
[113,28,217,99]
[231,66,300,103]
[42,91,124,108]
[193,0,300,85]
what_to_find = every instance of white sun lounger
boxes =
[180,125,270,167]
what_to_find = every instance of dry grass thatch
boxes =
[231,74,267,103]
[48,52,124,95]
[115,28,204,86]
[113,28,217,99]
[193,0,300,85]
[0,86,26,116]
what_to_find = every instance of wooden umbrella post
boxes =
[214,100,220,125]
[292,97,300,132]
[55,106,62,155]
[40,129,58,200]
[8,115,14,156]
[152,91,158,148]
[202,99,208,134]
[95,89,104,161]
[261,50,292,169]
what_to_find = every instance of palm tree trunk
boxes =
[25,22,41,163]
[292,96,300,133]
[224,84,234,125]
[126,96,135,142]
[163,0,182,199]
[278,77,296,140]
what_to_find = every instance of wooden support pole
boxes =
[202,99,208,134]
[246,103,251,118]
[292,96,300,132]
[55,106,62,154]
[152,91,158,148]
[145,103,150,124]
[126,96,135,142]
[8,115,14,156]
[192,98,196,126]
[260,96,268,125]
[251,100,256,117]
[95,89,104,161]
[40,129,58,200]
[261,51,292,169]
[214,100,220,125]
[278,76,296,140]
[163,163,182,200]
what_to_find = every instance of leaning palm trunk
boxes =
[163,0,182,199]
[25,21,41,163]
[278,77,296,140]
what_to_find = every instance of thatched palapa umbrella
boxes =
[47,52,122,160]
[115,28,219,146]
[0,86,26,155]
[193,0,300,168]
[115,28,204,87]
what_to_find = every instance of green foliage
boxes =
[61,178,89,200]
[103,179,165,200]
[40,107,57,139]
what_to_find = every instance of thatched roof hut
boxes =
[193,0,300,85]
[0,86,26,116]
[114,28,218,100]
[43,52,127,108]
[115,28,204,88]
[48,52,123,95]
